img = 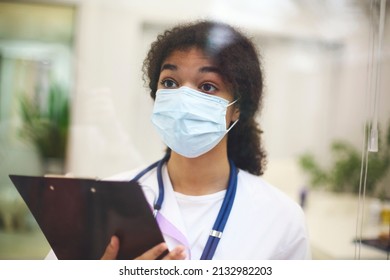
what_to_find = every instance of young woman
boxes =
[101,20,310,260]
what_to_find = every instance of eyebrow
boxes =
[199,66,221,74]
[160,63,177,72]
[160,64,221,75]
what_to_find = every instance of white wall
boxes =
[67,0,145,177]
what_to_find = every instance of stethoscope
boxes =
[131,153,238,260]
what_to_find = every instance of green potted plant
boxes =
[19,83,70,174]
[298,122,390,197]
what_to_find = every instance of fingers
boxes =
[162,245,186,260]
[135,243,186,260]
[101,238,187,260]
[135,243,168,260]
[101,236,120,260]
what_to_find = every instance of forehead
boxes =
[161,47,216,70]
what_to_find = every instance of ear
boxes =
[232,106,240,122]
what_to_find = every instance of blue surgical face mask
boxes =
[151,86,238,158]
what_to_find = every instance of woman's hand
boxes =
[100,236,186,260]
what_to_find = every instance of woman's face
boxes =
[157,47,240,125]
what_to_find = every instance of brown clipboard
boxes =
[9,175,166,260]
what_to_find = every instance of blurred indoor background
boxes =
[0,0,389,259]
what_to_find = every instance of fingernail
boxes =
[173,247,184,255]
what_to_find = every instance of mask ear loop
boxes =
[226,98,240,131]
[227,99,239,107]
[227,119,239,131]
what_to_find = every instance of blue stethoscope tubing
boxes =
[131,153,238,260]
[200,156,237,260]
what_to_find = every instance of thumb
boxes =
[101,236,120,260]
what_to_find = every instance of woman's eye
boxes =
[161,79,178,88]
[200,83,217,93]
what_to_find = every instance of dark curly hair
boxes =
[142,21,267,175]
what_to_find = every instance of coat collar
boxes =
[139,164,191,254]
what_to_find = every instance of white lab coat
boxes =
[109,164,311,260]
[45,163,311,260]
